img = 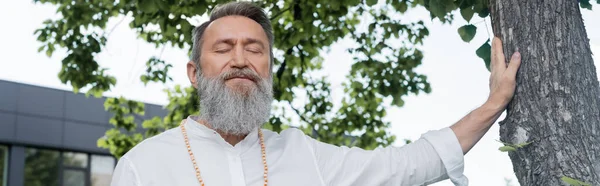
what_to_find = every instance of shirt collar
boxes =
[184,115,260,154]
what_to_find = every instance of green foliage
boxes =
[34,0,591,160]
[580,0,593,10]
[161,85,200,130]
[561,176,591,186]
[35,0,437,158]
[140,57,173,85]
[459,6,474,22]
[38,0,600,158]
[475,39,491,71]
[422,0,490,67]
[97,97,145,158]
[498,146,517,152]
[422,0,598,70]
[34,0,600,157]
[97,85,200,158]
[457,24,476,42]
[33,0,115,97]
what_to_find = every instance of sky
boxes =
[2,1,600,186]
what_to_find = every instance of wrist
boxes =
[482,99,507,114]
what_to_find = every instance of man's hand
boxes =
[487,37,521,110]
[450,37,522,154]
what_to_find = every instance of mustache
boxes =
[220,68,261,82]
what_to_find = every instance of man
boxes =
[110,2,521,186]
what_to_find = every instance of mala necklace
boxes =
[180,120,269,186]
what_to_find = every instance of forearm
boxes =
[450,101,505,154]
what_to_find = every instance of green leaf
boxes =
[515,141,533,148]
[138,1,159,13]
[561,176,591,186]
[366,0,378,6]
[477,7,489,17]
[393,97,405,107]
[398,2,408,13]
[580,0,592,10]
[472,0,489,17]
[460,6,475,22]
[97,138,108,147]
[45,48,52,57]
[476,40,491,71]
[457,24,477,42]
[428,0,448,19]
[442,0,456,12]
[141,75,149,85]
[330,1,340,10]
[498,146,517,152]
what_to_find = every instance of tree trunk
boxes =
[490,0,600,185]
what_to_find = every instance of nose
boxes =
[230,45,248,69]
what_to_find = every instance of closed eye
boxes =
[215,48,231,53]
[246,48,262,54]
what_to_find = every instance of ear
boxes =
[187,61,199,89]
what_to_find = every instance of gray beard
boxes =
[196,69,273,135]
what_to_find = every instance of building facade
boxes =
[0,80,167,186]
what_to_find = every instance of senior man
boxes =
[111,2,521,186]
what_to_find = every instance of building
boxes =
[0,79,167,186]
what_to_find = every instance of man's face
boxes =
[199,16,271,92]
[186,15,273,135]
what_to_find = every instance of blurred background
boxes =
[1,0,599,186]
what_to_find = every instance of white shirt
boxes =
[110,116,468,186]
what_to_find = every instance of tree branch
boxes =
[107,16,127,38]
[288,102,321,139]
[270,6,292,20]
[295,45,306,76]
[276,48,293,81]
[289,103,311,125]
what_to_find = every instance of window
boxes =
[25,148,60,186]
[0,145,8,186]
[63,152,88,168]
[63,169,86,186]
[63,152,88,186]
[91,155,115,186]
[23,147,115,186]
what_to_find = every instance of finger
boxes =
[506,52,522,75]
[492,37,507,70]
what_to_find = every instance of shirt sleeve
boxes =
[110,156,142,186]
[307,127,468,186]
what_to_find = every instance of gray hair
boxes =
[196,68,273,135]
[190,2,274,72]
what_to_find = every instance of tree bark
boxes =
[490,1,600,185]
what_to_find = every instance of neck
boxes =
[197,119,248,146]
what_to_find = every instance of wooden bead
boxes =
[180,119,269,186]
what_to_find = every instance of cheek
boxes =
[250,55,270,77]
[200,54,230,77]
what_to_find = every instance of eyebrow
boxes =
[212,38,266,49]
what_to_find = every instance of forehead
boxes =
[203,16,269,44]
